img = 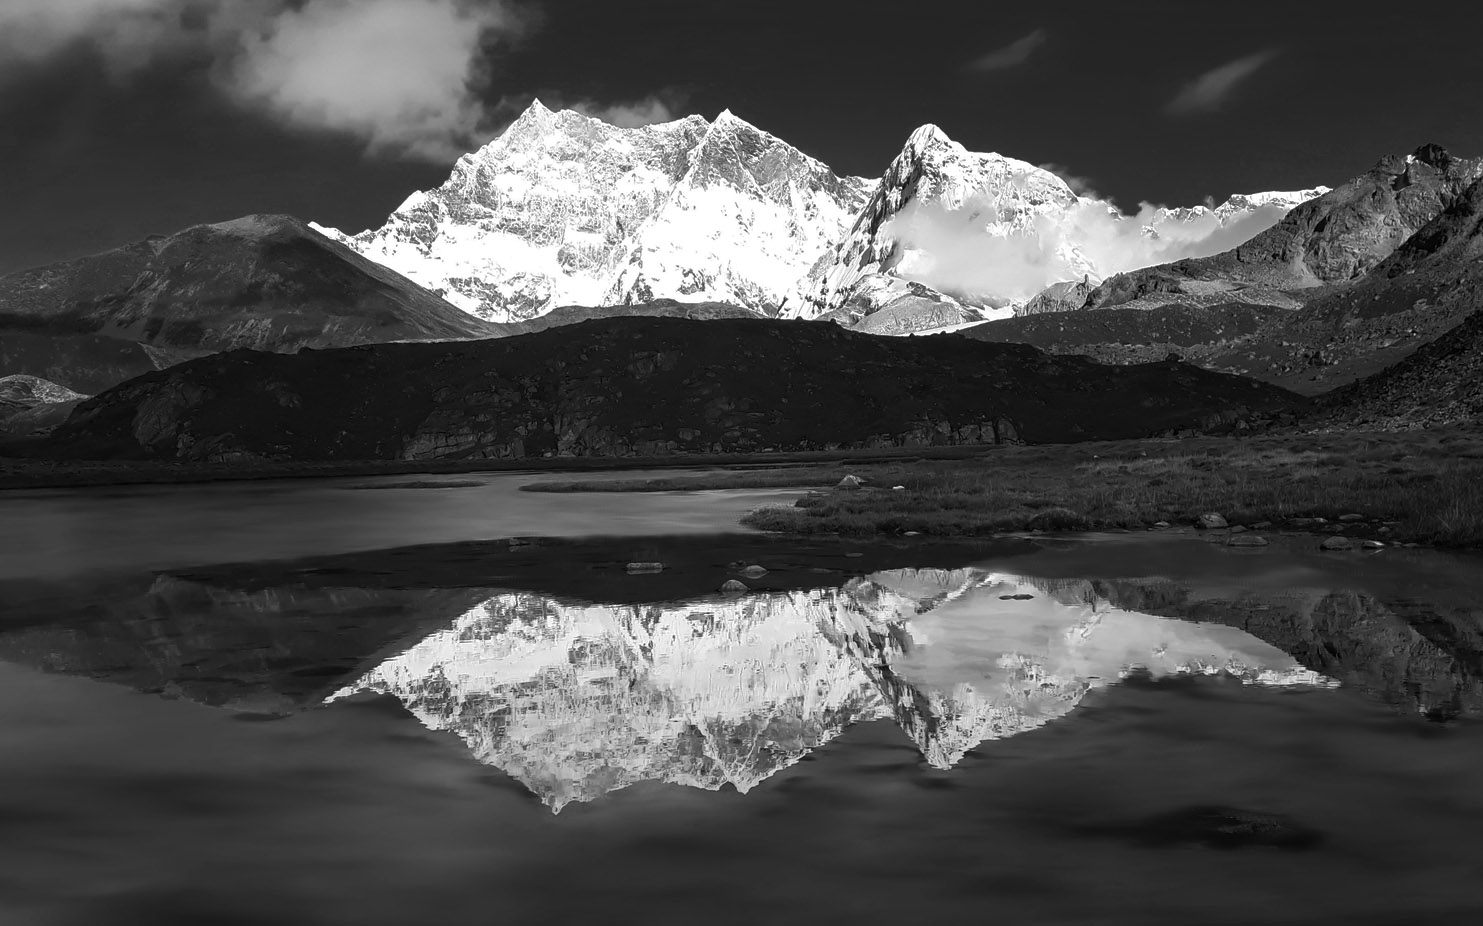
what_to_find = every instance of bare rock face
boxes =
[1086,144,1483,311]
[0,215,509,392]
[1016,277,1096,317]
[34,316,1300,462]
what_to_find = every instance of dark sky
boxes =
[3,0,1482,274]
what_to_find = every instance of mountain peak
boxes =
[905,124,954,154]
[1411,142,1453,168]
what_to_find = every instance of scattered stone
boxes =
[1339,513,1366,522]
[891,485,906,491]
[836,474,864,490]
[720,579,749,594]
[1227,534,1269,547]
[1251,521,1274,530]
[1319,537,1355,552]
[739,565,768,578]
[626,561,665,573]
[1229,525,1247,534]
[1196,513,1228,530]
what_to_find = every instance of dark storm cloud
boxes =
[965,28,1048,72]
[1166,48,1281,115]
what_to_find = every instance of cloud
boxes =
[1166,48,1280,115]
[965,29,1047,71]
[219,0,529,161]
[876,178,1299,306]
[0,1,681,162]
[1039,162,1101,199]
[560,95,684,128]
[0,0,195,78]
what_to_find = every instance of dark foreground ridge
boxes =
[30,316,1300,462]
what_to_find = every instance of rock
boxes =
[891,485,906,491]
[1196,513,1229,530]
[998,593,1035,600]
[626,561,665,573]
[739,565,768,578]
[1339,513,1366,522]
[1290,517,1327,528]
[1251,521,1274,530]
[902,530,921,537]
[1151,521,1172,530]
[844,552,864,558]
[836,474,864,490]
[1319,537,1355,552]
[1362,540,1386,549]
[1229,525,1247,534]
[1227,534,1269,547]
[720,579,749,594]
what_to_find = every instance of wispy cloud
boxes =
[1166,48,1281,115]
[1039,162,1101,199]
[965,28,1047,72]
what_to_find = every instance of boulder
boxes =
[1339,513,1366,522]
[1319,537,1355,552]
[720,579,749,594]
[1151,521,1172,530]
[1362,540,1386,549]
[836,474,865,490]
[1196,513,1229,530]
[1226,534,1269,547]
[739,565,768,579]
[1251,521,1274,530]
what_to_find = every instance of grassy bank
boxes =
[529,430,1483,548]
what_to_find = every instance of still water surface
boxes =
[1,476,1481,924]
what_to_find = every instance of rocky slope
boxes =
[31,316,1300,462]
[0,374,88,437]
[0,215,508,392]
[314,102,871,322]
[1084,144,1483,312]
[971,167,1483,396]
[1313,308,1483,429]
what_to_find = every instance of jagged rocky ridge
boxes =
[32,316,1301,462]
[0,374,89,437]
[0,215,509,393]
[967,169,1483,399]
[1082,144,1483,312]
[328,569,1329,811]
[314,102,872,323]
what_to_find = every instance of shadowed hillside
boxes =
[29,316,1300,462]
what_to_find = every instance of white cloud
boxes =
[965,28,1047,72]
[219,0,527,161]
[877,187,1295,306]
[550,94,683,128]
[1167,49,1280,115]
[0,1,680,161]
[0,0,194,78]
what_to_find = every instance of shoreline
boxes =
[0,444,994,491]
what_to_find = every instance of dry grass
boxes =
[529,429,1483,548]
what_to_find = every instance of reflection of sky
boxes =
[329,569,1335,811]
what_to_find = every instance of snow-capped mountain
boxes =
[313,101,871,323]
[787,124,1330,327]
[328,569,1331,811]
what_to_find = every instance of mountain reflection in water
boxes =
[328,569,1333,811]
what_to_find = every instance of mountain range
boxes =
[0,101,1478,441]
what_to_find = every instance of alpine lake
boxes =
[2,467,1481,925]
